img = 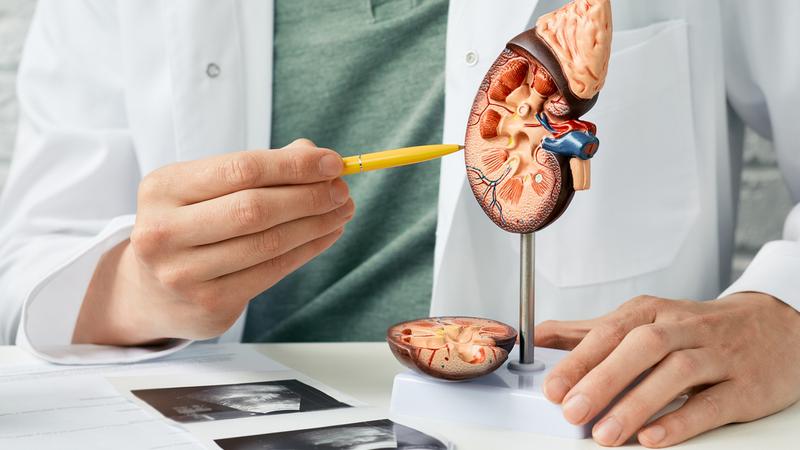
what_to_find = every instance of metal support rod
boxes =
[519,232,536,364]
[508,232,544,373]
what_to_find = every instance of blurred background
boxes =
[0,0,794,283]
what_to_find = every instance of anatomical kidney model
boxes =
[386,0,612,381]
[387,317,517,381]
[465,0,611,233]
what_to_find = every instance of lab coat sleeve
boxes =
[0,0,189,363]
[719,1,800,311]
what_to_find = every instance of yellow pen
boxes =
[341,144,464,176]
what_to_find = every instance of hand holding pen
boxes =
[73,139,460,347]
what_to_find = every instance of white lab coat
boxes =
[1,0,798,364]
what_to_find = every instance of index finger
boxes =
[146,139,344,205]
[569,322,702,430]
[543,299,657,405]
[534,318,597,350]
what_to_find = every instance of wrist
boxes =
[718,291,777,304]
[718,291,800,319]
[73,240,169,345]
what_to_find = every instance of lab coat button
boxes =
[465,50,479,66]
[206,63,221,78]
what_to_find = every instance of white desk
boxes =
[256,342,799,450]
[2,343,798,449]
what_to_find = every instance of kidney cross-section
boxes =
[465,48,576,234]
[387,317,517,381]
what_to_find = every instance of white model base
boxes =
[390,346,595,439]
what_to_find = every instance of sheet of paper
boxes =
[0,344,286,449]
[110,369,368,440]
[1,344,453,449]
[213,418,454,450]
[186,405,450,449]
[104,356,451,449]
[0,343,285,381]
[0,374,205,450]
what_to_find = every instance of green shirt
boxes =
[243,0,448,342]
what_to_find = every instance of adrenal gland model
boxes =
[387,0,612,381]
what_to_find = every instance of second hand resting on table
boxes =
[536,292,800,448]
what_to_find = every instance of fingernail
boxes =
[330,181,349,205]
[336,200,354,217]
[594,416,622,445]
[543,377,570,402]
[319,154,343,177]
[640,425,666,445]
[563,394,591,423]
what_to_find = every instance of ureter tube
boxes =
[341,144,463,176]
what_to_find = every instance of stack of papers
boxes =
[0,344,452,449]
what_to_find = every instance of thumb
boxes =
[285,137,318,149]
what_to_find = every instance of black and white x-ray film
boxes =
[215,419,450,450]
[132,379,350,422]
